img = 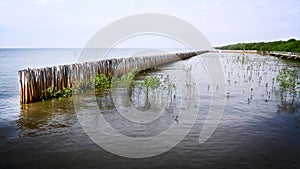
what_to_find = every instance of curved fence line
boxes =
[18,50,208,104]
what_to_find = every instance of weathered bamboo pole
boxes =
[18,50,208,104]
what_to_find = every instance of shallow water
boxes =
[0,49,300,169]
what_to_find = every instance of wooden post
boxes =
[18,50,207,103]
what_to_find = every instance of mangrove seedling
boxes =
[276,68,299,103]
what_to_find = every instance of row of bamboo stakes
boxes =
[18,50,208,104]
[269,51,300,60]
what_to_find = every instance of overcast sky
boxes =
[0,0,299,48]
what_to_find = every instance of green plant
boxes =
[112,70,136,89]
[277,68,297,92]
[46,87,52,94]
[94,74,111,91]
[121,71,136,89]
[139,76,161,90]
[43,87,73,99]
[63,87,72,97]
[69,74,112,95]
[216,39,300,53]
[162,75,176,91]
[53,90,63,98]
[276,68,299,103]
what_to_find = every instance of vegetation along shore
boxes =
[216,39,300,53]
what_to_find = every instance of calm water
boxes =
[0,49,300,169]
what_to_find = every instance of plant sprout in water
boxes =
[276,68,300,104]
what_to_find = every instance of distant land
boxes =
[216,39,300,53]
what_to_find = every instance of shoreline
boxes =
[214,49,300,60]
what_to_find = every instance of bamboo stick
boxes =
[18,50,207,103]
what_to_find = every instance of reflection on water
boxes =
[18,98,76,137]
[1,53,300,169]
[95,74,179,138]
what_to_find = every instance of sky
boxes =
[0,0,299,48]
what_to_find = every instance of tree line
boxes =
[216,39,300,53]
